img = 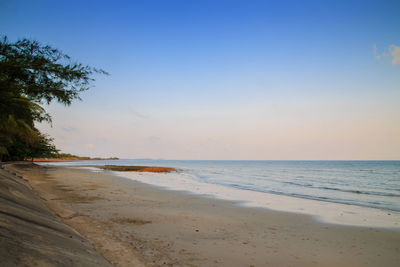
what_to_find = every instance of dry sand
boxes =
[7,163,400,267]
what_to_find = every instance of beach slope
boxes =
[0,164,111,266]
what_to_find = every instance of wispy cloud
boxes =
[373,44,382,60]
[148,136,160,142]
[374,44,400,65]
[62,126,77,133]
[126,105,150,119]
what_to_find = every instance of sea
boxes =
[42,160,400,227]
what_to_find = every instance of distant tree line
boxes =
[50,153,119,160]
[0,36,107,161]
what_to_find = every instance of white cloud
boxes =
[374,44,400,65]
[389,45,400,64]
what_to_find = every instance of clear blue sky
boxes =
[1,0,399,159]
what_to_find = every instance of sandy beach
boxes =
[4,162,400,267]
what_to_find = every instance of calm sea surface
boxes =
[47,160,400,212]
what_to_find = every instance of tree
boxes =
[0,36,107,160]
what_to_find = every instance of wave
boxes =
[280,181,400,198]
[245,189,400,212]
[316,187,400,198]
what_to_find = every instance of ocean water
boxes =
[47,160,400,212]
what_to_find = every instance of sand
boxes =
[6,162,400,267]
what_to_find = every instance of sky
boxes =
[1,0,400,160]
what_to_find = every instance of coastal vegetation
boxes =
[0,36,107,161]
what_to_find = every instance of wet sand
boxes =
[7,163,400,266]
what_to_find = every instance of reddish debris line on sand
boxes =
[136,167,177,173]
[99,165,179,173]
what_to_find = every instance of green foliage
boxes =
[28,132,59,159]
[0,36,107,161]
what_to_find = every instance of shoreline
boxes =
[39,160,400,225]
[109,167,400,229]
[7,163,400,266]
